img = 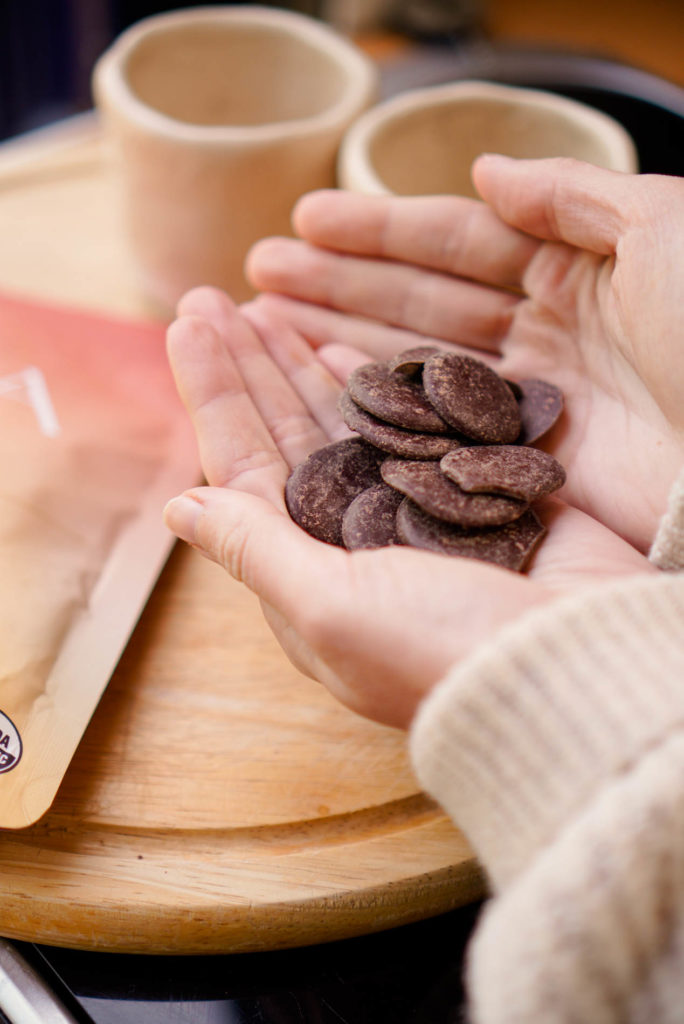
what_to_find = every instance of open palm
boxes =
[164,284,652,729]
[245,157,684,554]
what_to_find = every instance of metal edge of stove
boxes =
[0,941,91,1024]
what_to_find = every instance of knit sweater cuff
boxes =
[409,571,684,892]
[650,463,684,569]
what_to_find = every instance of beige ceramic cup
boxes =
[338,80,638,196]
[93,5,377,309]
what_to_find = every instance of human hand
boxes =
[164,287,653,729]
[246,158,684,554]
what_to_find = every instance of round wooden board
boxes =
[0,120,483,953]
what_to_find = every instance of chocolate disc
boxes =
[381,459,526,527]
[440,446,566,502]
[516,379,564,444]
[338,391,464,460]
[341,483,404,550]
[347,362,448,433]
[387,345,442,377]
[397,501,546,571]
[423,353,521,443]
[285,437,384,546]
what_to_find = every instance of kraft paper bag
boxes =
[0,291,200,828]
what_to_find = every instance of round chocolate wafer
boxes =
[396,500,546,570]
[342,483,404,550]
[387,345,442,377]
[285,437,384,546]
[423,353,521,443]
[516,378,564,445]
[338,390,464,460]
[440,446,566,502]
[381,459,526,527]
[347,362,448,433]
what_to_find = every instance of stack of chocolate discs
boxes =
[285,347,566,571]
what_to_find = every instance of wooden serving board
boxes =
[0,118,483,953]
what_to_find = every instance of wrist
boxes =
[409,571,684,890]
[650,462,684,570]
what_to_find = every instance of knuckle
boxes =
[268,411,320,451]
[219,449,281,488]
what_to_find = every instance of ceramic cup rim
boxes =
[338,79,639,194]
[92,4,378,146]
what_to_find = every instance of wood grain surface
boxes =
[0,121,483,953]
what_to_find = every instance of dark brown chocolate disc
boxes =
[440,445,566,502]
[381,459,526,527]
[516,379,564,444]
[423,353,522,443]
[341,483,404,550]
[347,362,448,433]
[387,346,442,377]
[285,437,384,546]
[338,390,464,460]
[396,501,546,571]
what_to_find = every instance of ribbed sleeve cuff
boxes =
[650,464,684,570]
[409,571,684,892]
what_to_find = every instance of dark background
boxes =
[0,0,337,141]
[2,0,683,145]
[2,0,484,142]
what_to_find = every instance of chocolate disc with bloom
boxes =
[440,445,566,502]
[347,361,448,432]
[397,501,546,571]
[381,459,526,527]
[516,378,564,444]
[338,391,465,460]
[423,353,521,443]
[342,483,404,550]
[387,345,442,377]
[285,348,565,570]
[285,437,384,546]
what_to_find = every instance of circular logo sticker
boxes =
[0,711,22,774]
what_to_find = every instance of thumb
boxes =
[164,485,343,614]
[472,154,640,254]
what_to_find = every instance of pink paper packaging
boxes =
[0,292,200,828]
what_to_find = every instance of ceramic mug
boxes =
[93,5,377,310]
[338,80,638,196]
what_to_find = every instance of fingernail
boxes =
[164,493,202,545]
[479,152,515,161]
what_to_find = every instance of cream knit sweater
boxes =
[410,467,684,1024]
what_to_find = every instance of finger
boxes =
[164,486,335,588]
[176,286,329,469]
[316,344,383,386]
[164,486,350,684]
[166,314,288,506]
[248,292,464,366]
[291,189,539,289]
[164,488,346,692]
[162,486,500,727]
[248,292,504,377]
[472,155,643,254]
[240,299,351,442]
[247,238,518,352]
